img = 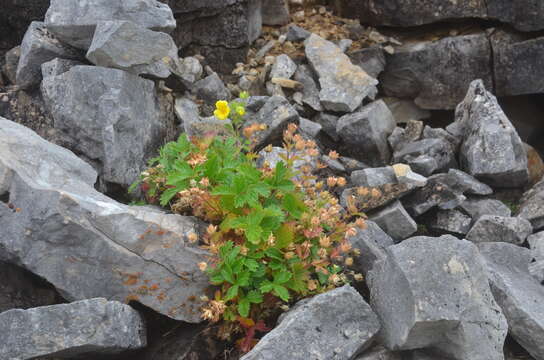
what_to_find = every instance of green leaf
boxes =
[159,187,179,206]
[259,281,274,293]
[275,223,295,249]
[274,270,292,284]
[225,285,239,300]
[220,267,235,284]
[244,258,259,272]
[282,193,307,219]
[238,298,250,317]
[273,284,290,301]
[236,271,250,287]
[246,290,263,304]
[265,248,284,261]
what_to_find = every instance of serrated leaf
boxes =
[274,270,292,284]
[259,281,274,293]
[246,290,263,304]
[273,284,290,301]
[238,298,250,317]
[225,285,239,300]
[159,187,179,206]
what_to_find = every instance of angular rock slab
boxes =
[305,34,378,113]
[368,235,508,360]
[466,215,533,245]
[337,100,396,166]
[455,80,528,188]
[262,0,290,26]
[381,34,492,110]
[243,95,299,150]
[479,242,544,360]
[0,118,211,322]
[0,298,146,359]
[241,285,380,360]
[349,0,544,32]
[44,0,176,50]
[369,200,417,242]
[16,21,83,89]
[348,220,395,276]
[458,197,511,223]
[87,20,180,78]
[424,209,472,237]
[41,65,169,187]
[528,232,544,284]
[518,178,544,231]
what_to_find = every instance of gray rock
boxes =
[41,58,83,79]
[491,31,544,97]
[349,47,386,79]
[351,167,396,187]
[3,46,20,85]
[0,298,146,359]
[256,146,315,179]
[44,0,176,50]
[406,155,440,177]
[270,54,297,79]
[169,0,262,74]
[174,97,230,138]
[243,95,299,150]
[348,221,395,276]
[393,138,457,176]
[383,97,431,124]
[293,64,322,112]
[422,126,461,149]
[466,215,533,245]
[479,242,544,360]
[0,118,211,321]
[388,121,424,153]
[369,235,508,360]
[86,20,180,78]
[241,285,380,360]
[518,178,544,231]
[402,174,467,217]
[337,100,396,166]
[341,156,370,173]
[41,65,171,187]
[261,0,290,26]
[458,197,512,222]
[425,209,472,236]
[286,25,311,42]
[338,39,353,53]
[350,0,544,32]
[16,21,83,89]
[355,346,403,360]
[528,232,544,284]
[369,200,417,242]
[446,169,493,195]
[0,262,58,313]
[393,164,428,187]
[381,34,492,110]
[298,118,322,140]
[455,80,529,188]
[177,56,203,86]
[305,34,378,113]
[192,73,231,104]
[313,112,338,141]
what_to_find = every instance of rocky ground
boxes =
[1,0,544,359]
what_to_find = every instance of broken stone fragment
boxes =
[368,235,508,360]
[241,285,380,360]
[0,298,146,359]
[44,0,176,50]
[305,34,378,113]
[86,20,180,78]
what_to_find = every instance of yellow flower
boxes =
[214,100,230,120]
[239,91,249,99]
[236,106,245,116]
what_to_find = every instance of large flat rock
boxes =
[0,298,146,359]
[0,118,211,322]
